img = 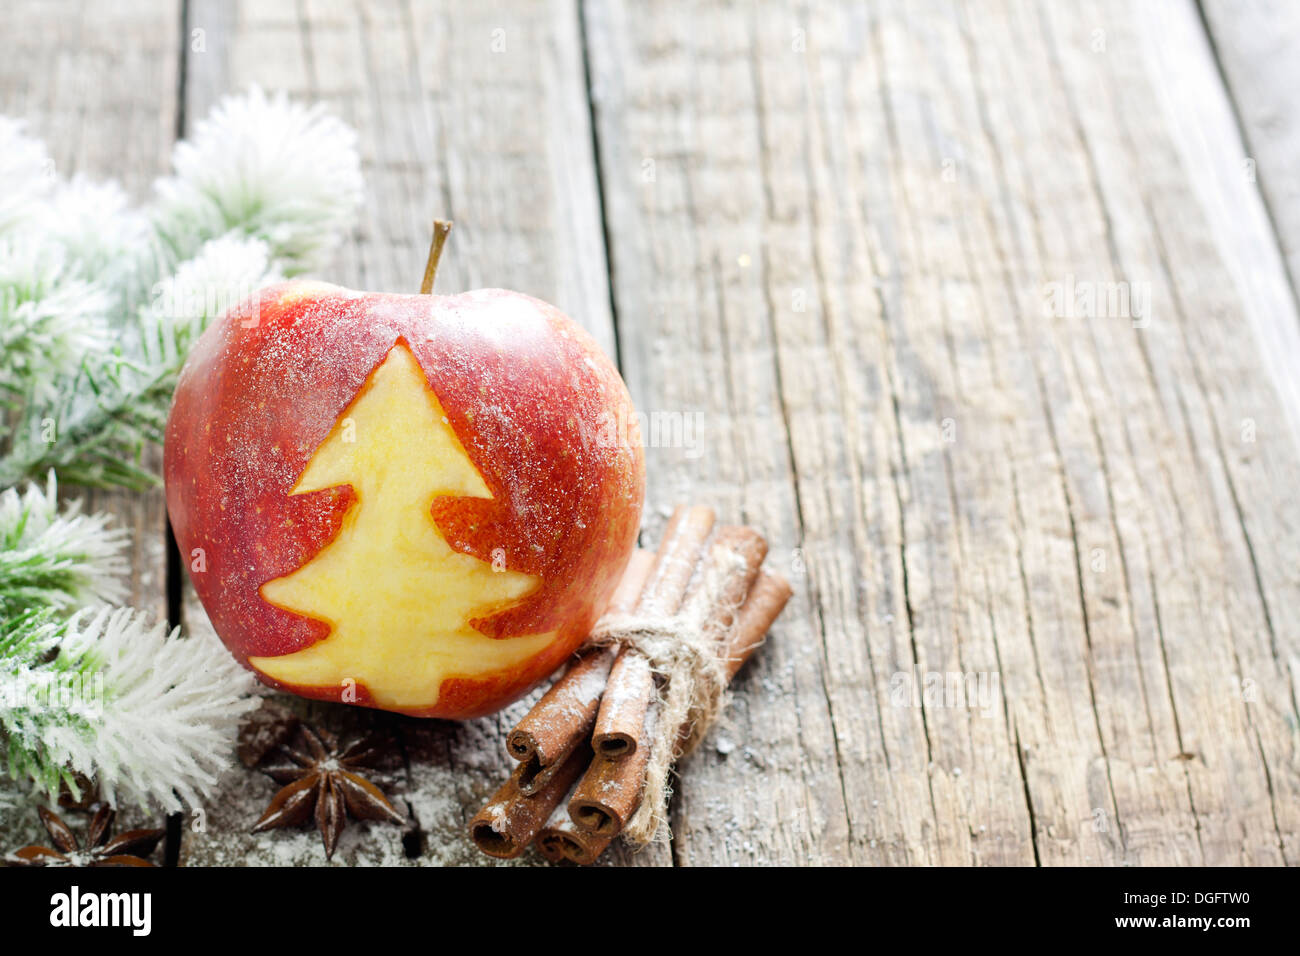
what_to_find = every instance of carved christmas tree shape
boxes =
[250,342,556,710]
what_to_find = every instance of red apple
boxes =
[164,279,644,719]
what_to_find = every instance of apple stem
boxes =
[420,219,454,294]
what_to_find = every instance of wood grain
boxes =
[3,0,1299,867]
[584,0,1300,865]
[1199,0,1300,328]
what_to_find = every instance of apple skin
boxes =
[164,280,644,719]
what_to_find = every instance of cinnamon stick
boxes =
[468,745,589,859]
[571,530,776,840]
[639,506,718,615]
[537,782,615,864]
[725,570,792,678]
[676,565,792,758]
[473,538,785,868]
[568,703,659,836]
[590,652,654,759]
[506,550,654,794]
[685,525,768,631]
[511,650,614,795]
[593,506,715,757]
[562,569,791,857]
[608,548,659,615]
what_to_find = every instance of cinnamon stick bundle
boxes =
[469,505,792,864]
[568,704,658,836]
[468,745,590,859]
[505,550,653,795]
[592,506,715,757]
[536,781,614,864]
[569,524,770,840]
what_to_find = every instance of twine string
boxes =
[584,552,747,844]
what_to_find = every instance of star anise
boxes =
[237,699,301,768]
[55,773,99,812]
[252,724,405,859]
[5,805,164,867]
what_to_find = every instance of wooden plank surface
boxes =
[2,0,1299,867]
[584,0,1300,866]
[1113,0,1300,864]
[1165,0,1300,448]
[1199,0,1300,325]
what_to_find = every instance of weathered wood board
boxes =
[1,0,1297,866]
[583,0,1300,866]
[1200,0,1300,324]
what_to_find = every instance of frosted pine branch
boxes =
[1,608,258,810]
[0,237,280,489]
[153,85,363,276]
[0,354,178,491]
[0,86,360,490]
[0,475,129,617]
[0,611,84,797]
[141,235,279,366]
[0,117,53,235]
[0,241,113,402]
[36,177,152,310]
[0,478,259,809]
